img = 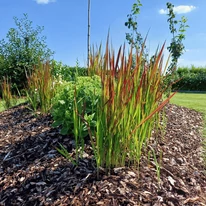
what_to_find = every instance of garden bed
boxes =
[0,103,206,205]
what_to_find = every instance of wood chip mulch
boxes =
[0,103,206,206]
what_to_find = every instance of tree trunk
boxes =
[87,0,91,68]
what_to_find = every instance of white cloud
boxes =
[35,0,56,4]
[159,5,196,15]
[185,48,200,53]
[159,9,167,15]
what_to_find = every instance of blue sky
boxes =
[0,0,205,67]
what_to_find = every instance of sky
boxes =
[0,0,205,68]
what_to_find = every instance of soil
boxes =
[0,103,206,206]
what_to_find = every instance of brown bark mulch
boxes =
[0,103,206,206]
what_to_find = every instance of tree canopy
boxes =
[0,13,54,90]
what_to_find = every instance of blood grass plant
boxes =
[27,61,55,114]
[26,71,39,112]
[1,77,13,109]
[89,40,175,175]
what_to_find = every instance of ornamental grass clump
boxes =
[1,77,13,109]
[88,40,175,174]
[27,61,55,114]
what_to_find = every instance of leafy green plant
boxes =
[88,40,175,176]
[52,75,101,163]
[27,61,55,114]
[51,75,102,137]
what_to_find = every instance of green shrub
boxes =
[51,75,101,136]
[51,60,88,81]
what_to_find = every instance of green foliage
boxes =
[172,66,206,91]
[51,75,102,136]
[177,66,206,75]
[0,13,54,91]
[51,60,88,81]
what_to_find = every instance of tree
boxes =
[125,0,148,67]
[125,1,188,71]
[166,2,189,73]
[124,1,189,97]
[125,0,143,49]
[164,2,189,97]
[0,13,54,90]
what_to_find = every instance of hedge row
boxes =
[172,67,206,91]
[52,62,206,91]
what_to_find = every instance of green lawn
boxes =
[170,92,206,114]
[0,98,26,112]
[170,92,206,134]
